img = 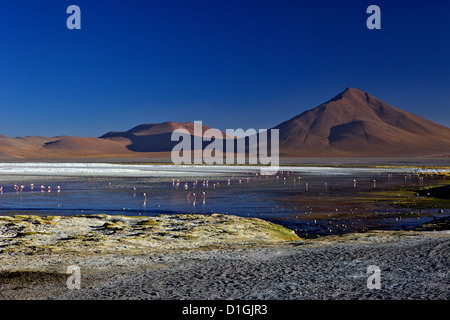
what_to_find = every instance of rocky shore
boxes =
[0,214,448,300]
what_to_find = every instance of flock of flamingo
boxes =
[0,184,61,195]
[163,170,429,209]
[0,170,427,211]
[0,170,441,238]
[141,170,384,207]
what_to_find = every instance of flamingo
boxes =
[187,192,196,206]
[201,192,206,205]
[142,193,147,206]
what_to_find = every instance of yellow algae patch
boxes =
[0,214,300,255]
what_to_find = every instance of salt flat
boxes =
[0,162,443,178]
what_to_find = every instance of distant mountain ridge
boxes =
[0,88,449,159]
[101,121,214,139]
[100,121,234,152]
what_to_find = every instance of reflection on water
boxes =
[0,168,448,237]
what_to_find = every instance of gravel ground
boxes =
[2,230,447,300]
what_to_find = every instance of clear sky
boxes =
[0,0,449,137]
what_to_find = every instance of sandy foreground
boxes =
[0,213,448,300]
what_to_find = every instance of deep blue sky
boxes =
[0,0,449,137]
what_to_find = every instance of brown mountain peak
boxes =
[327,87,367,104]
[274,88,450,157]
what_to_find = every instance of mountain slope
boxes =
[0,121,233,158]
[273,87,450,157]
[101,121,234,152]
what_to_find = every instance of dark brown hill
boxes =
[101,121,234,152]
